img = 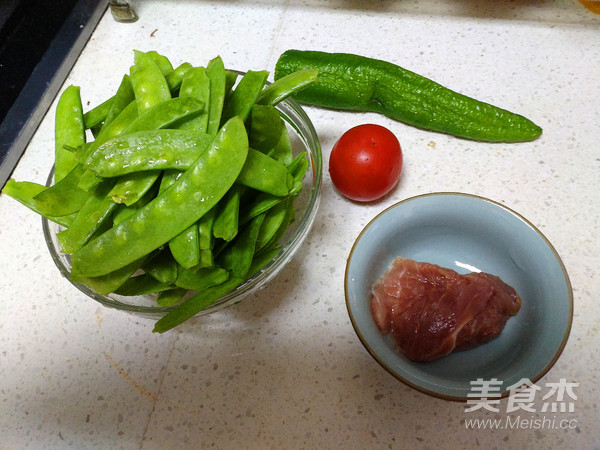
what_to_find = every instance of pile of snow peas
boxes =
[3,50,319,333]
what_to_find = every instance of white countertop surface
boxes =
[1,1,599,448]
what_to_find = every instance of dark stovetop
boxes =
[0,0,109,189]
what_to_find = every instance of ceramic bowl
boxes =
[345,193,572,401]
[43,94,322,319]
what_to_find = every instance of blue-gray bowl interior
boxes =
[345,192,572,401]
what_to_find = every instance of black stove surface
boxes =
[0,0,108,188]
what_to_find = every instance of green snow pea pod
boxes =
[83,97,114,129]
[158,169,202,269]
[85,129,213,177]
[288,151,309,180]
[108,170,162,206]
[196,208,216,268]
[114,274,172,296]
[205,56,227,135]
[255,197,290,253]
[198,207,215,250]
[217,212,265,278]
[153,246,280,333]
[32,164,89,217]
[56,180,119,253]
[71,254,151,296]
[174,266,229,291]
[121,96,205,135]
[82,61,189,132]
[157,288,187,307]
[176,66,210,133]
[221,70,269,124]
[102,74,135,130]
[166,62,193,95]
[55,85,85,181]
[130,50,171,114]
[77,101,139,164]
[256,68,318,106]
[212,184,243,242]
[143,249,179,285]
[146,50,173,75]
[248,104,282,152]
[98,94,205,205]
[76,100,140,192]
[256,195,296,256]
[270,122,293,166]
[238,191,283,226]
[70,116,249,278]
[112,183,156,225]
[237,149,289,196]
[169,222,201,269]
[156,275,241,332]
[2,180,74,227]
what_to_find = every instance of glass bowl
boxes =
[43,93,322,319]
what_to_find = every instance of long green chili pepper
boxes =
[275,49,542,142]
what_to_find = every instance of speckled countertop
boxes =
[1,1,599,448]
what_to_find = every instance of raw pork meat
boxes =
[370,257,522,361]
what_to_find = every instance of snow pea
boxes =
[121,96,205,135]
[169,223,201,269]
[146,50,173,76]
[198,207,215,250]
[83,97,114,129]
[238,191,283,226]
[71,254,150,296]
[153,246,279,333]
[32,165,89,217]
[165,62,193,95]
[130,50,171,114]
[56,180,119,253]
[108,170,162,206]
[77,101,139,164]
[174,266,229,291]
[257,195,296,256]
[114,274,172,296]
[213,184,243,241]
[196,208,216,268]
[248,104,282,152]
[85,129,212,177]
[112,184,156,225]
[157,169,203,269]
[237,149,289,196]
[221,70,269,124]
[157,288,187,307]
[102,74,135,130]
[55,85,85,181]
[217,212,265,278]
[177,66,210,133]
[256,68,318,106]
[271,123,293,166]
[70,116,249,278]
[101,57,191,206]
[255,197,290,253]
[205,56,226,135]
[2,180,74,227]
[143,250,178,285]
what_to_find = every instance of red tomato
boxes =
[329,124,403,202]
